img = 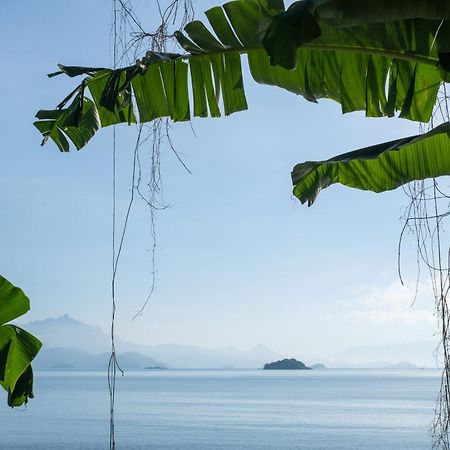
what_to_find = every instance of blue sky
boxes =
[0,0,438,358]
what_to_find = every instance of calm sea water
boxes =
[0,369,442,449]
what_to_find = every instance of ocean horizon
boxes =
[0,368,441,449]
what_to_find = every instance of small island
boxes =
[310,363,326,370]
[263,358,311,370]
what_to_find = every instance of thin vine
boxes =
[399,83,450,449]
[108,1,193,448]
[108,4,450,450]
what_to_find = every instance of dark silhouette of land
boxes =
[264,358,311,370]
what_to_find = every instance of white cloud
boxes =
[356,281,429,310]
[321,280,436,325]
[344,309,434,324]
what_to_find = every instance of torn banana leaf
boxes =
[292,123,450,206]
[35,0,449,151]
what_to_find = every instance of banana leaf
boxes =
[35,0,449,151]
[291,123,450,206]
[0,275,42,407]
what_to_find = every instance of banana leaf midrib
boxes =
[81,43,439,86]
[291,123,450,206]
[37,0,447,151]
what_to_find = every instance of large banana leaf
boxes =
[291,123,450,206]
[35,0,449,151]
[0,275,42,407]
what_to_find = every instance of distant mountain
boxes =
[24,315,282,369]
[24,315,432,369]
[25,315,112,354]
[332,341,437,368]
[387,361,418,369]
[310,363,326,370]
[314,361,421,369]
[142,342,282,369]
[33,347,164,371]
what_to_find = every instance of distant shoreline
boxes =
[33,367,438,373]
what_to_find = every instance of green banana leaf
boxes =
[0,275,42,407]
[35,0,448,151]
[308,0,450,27]
[291,122,450,206]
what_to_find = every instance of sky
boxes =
[0,0,442,358]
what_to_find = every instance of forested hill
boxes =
[264,359,311,370]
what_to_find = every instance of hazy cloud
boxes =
[321,280,435,325]
[343,309,434,324]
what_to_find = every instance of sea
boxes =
[0,369,442,449]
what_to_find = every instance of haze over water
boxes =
[0,369,441,449]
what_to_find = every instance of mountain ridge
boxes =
[33,347,165,371]
[23,315,282,369]
[22,315,435,369]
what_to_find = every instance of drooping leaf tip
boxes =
[47,71,64,78]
